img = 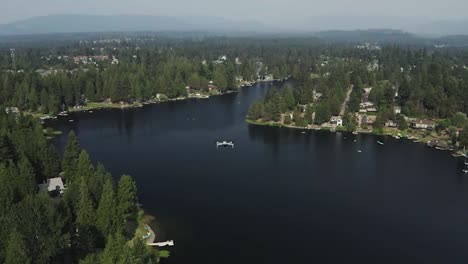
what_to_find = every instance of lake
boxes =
[49,81,468,264]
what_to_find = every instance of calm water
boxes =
[49,82,468,264]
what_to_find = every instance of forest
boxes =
[247,45,468,148]
[0,111,159,263]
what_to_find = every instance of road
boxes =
[339,85,354,116]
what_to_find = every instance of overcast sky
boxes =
[1,0,467,25]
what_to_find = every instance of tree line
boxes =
[0,111,158,263]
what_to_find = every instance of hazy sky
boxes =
[2,0,468,25]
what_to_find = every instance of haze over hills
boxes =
[0,14,468,37]
[0,14,275,35]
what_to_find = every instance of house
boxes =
[38,177,65,195]
[313,90,322,101]
[360,102,374,108]
[411,119,436,130]
[5,107,19,114]
[385,120,398,128]
[330,116,343,127]
[363,87,373,94]
[394,106,402,114]
[366,107,378,112]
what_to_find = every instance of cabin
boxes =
[38,177,66,195]
[411,119,436,130]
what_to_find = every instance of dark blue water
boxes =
[49,82,468,264]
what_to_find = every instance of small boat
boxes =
[463,169,468,173]
[394,136,401,139]
[357,150,362,153]
[88,110,93,113]
[353,140,357,143]
[58,111,68,116]
[465,161,468,166]
[377,141,384,145]
[216,141,234,148]
[352,131,358,135]
[301,131,306,134]
[69,119,74,122]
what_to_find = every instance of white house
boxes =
[411,119,436,130]
[385,120,398,128]
[38,177,65,195]
[394,106,402,114]
[330,116,343,127]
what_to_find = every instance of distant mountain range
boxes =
[0,14,275,35]
[0,14,468,38]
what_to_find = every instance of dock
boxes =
[147,240,175,247]
[216,141,234,148]
[144,224,175,247]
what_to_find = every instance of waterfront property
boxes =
[38,177,66,195]
[411,119,436,130]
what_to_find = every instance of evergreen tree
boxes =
[96,179,117,239]
[117,175,138,221]
[0,164,14,215]
[62,131,81,181]
[17,157,37,198]
[4,231,31,264]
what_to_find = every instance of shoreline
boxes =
[246,119,468,158]
[37,77,290,121]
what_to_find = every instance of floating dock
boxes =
[216,141,234,148]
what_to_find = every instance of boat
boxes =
[352,131,358,135]
[69,120,74,122]
[463,169,468,173]
[394,136,401,139]
[88,110,93,113]
[357,150,362,153]
[216,141,234,148]
[301,131,306,134]
[353,140,357,143]
[377,141,384,145]
[465,161,468,166]
[58,111,68,116]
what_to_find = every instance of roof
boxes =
[413,119,436,125]
[38,177,65,193]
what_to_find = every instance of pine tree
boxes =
[77,150,93,184]
[117,175,138,221]
[62,131,81,181]
[4,231,31,264]
[96,179,117,239]
[17,157,37,198]
[0,164,14,215]
[77,178,95,226]
[76,177,96,252]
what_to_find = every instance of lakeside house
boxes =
[411,119,436,130]
[38,177,66,195]
[330,116,343,127]
[385,120,398,128]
